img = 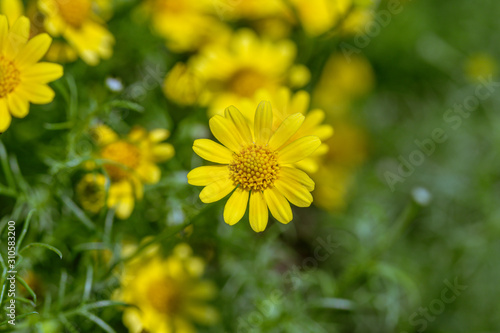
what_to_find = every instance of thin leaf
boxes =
[82,300,132,311]
[78,311,116,333]
[20,242,63,259]
[0,141,15,189]
[106,100,144,113]
[16,210,35,252]
[15,276,37,304]
[0,311,38,326]
[61,195,95,230]
[83,265,93,302]
[58,271,67,311]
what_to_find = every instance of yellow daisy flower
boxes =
[0,15,63,133]
[139,0,231,53]
[87,125,174,219]
[116,243,218,333]
[37,0,115,65]
[189,29,305,116]
[187,101,321,232]
[229,87,334,174]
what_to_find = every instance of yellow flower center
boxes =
[56,0,91,28]
[100,141,141,181]
[146,278,182,314]
[76,175,106,214]
[229,144,279,191]
[0,56,21,98]
[229,69,268,98]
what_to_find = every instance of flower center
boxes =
[146,278,182,314]
[56,0,91,28]
[0,56,21,98]
[100,141,141,181]
[76,174,106,214]
[229,69,268,98]
[229,144,279,191]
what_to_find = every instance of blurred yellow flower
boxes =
[76,173,107,214]
[212,0,289,21]
[312,121,368,211]
[38,0,115,65]
[188,101,320,232]
[313,53,374,117]
[0,15,63,133]
[163,62,208,106]
[465,53,497,82]
[290,0,372,36]
[139,0,231,53]
[86,125,174,219]
[116,243,218,333]
[189,29,305,116]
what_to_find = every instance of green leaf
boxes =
[106,100,144,113]
[0,311,38,326]
[15,276,37,304]
[20,242,63,259]
[78,311,116,333]
[61,195,95,230]
[16,210,36,252]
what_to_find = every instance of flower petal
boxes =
[0,16,8,52]
[7,92,29,118]
[268,113,304,150]
[278,136,321,164]
[209,115,243,152]
[274,178,313,207]
[187,165,229,186]
[225,106,253,144]
[249,191,268,232]
[263,187,293,224]
[279,166,315,191]
[16,33,52,68]
[136,163,161,184]
[199,178,235,203]
[21,62,63,83]
[254,100,273,145]
[193,139,233,164]
[0,99,12,132]
[16,83,55,104]
[5,16,29,58]
[152,143,174,162]
[223,188,249,225]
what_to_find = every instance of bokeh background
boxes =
[0,0,499,332]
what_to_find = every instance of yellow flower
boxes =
[0,15,63,133]
[189,29,305,116]
[289,0,372,36]
[312,121,368,211]
[187,101,321,232]
[88,125,175,219]
[227,87,334,174]
[76,173,107,214]
[313,54,374,117]
[116,243,218,333]
[37,0,115,65]
[163,62,209,106]
[139,0,231,53]
[212,0,289,21]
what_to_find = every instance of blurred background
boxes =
[0,0,499,332]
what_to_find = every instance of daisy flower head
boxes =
[116,243,218,333]
[37,0,115,65]
[0,14,63,133]
[188,101,321,232]
[85,125,175,219]
[189,29,307,116]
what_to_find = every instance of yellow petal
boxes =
[16,83,55,104]
[16,33,52,68]
[136,163,161,184]
[21,62,63,83]
[1,0,24,26]
[199,178,235,203]
[274,178,313,207]
[225,106,253,144]
[268,113,304,150]
[254,101,273,145]
[279,166,315,191]
[209,115,243,152]
[6,92,29,118]
[278,136,321,164]
[149,128,170,142]
[0,99,12,132]
[114,197,135,219]
[187,165,229,186]
[223,188,249,225]
[263,187,293,224]
[193,139,233,164]
[249,191,268,232]
[0,16,8,52]
[184,304,219,325]
[5,16,29,58]
[152,143,174,162]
